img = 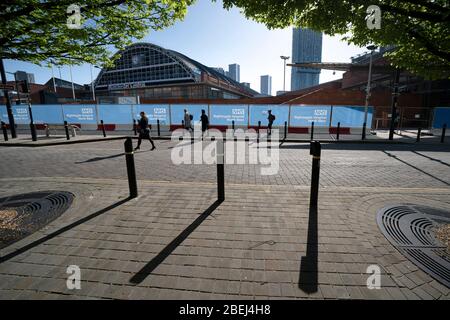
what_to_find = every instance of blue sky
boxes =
[4,0,367,94]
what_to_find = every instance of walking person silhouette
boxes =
[200,109,209,140]
[267,109,275,136]
[135,111,156,151]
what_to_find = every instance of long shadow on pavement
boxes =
[75,153,124,163]
[75,149,154,163]
[129,199,223,285]
[383,151,450,186]
[0,197,131,264]
[298,205,318,293]
[412,151,450,168]
[280,142,450,152]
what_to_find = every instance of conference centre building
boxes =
[94,43,258,102]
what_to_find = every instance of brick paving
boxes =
[1,140,449,187]
[0,140,449,299]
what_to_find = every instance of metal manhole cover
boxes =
[377,205,450,288]
[0,191,74,249]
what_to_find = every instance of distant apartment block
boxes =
[228,64,240,82]
[14,70,35,84]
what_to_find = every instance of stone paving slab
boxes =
[0,177,449,299]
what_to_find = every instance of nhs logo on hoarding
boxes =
[154,108,166,114]
[81,108,93,114]
[314,109,327,116]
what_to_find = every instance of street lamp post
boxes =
[6,71,20,104]
[280,56,290,92]
[90,65,100,102]
[363,45,377,140]
[0,59,17,138]
[389,68,401,140]
[69,65,76,100]
[50,65,57,93]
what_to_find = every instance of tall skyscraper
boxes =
[260,75,272,96]
[228,64,240,82]
[291,28,322,91]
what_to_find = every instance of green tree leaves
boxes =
[220,0,450,79]
[0,0,195,67]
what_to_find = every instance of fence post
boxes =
[284,121,287,140]
[310,121,314,141]
[133,119,137,136]
[309,141,321,209]
[217,137,225,201]
[232,120,235,133]
[157,119,160,137]
[1,121,8,141]
[441,124,447,143]
[100,119,106,137]
[416,128,421,142]
[336,122,340,141]
[362,122,366,140]
[64,121,70,140]
[124,137,138,199]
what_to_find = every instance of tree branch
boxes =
[407,28,450,62]
[378,3,450,23]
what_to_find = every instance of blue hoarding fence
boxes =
[0,103,376,132]
[432,107,450,129]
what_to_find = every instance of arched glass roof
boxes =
[95,42,257,96]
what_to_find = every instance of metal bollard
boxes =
[64,121,70,140]
[124,137,138,198]
[100,120,106,137]
[257,120,261,144]
[157,119,160,137]
[284,121,287,140]
[441,124,447,143]
[362,122,366,140]
[416,128,421,142]
[1,121,8,141]
[310,121,314,141]
[217,137,225,201]
[309,141,321,209]
[336,122,340,141]
[133,119,137,136]
[28,105,37,141]
[30,123,37,141]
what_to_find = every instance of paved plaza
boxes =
[0,139,449,299]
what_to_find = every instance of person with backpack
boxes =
[200,109,209,139]
[267,109,276,136]
[183,109,193,132]
[134,111,156,151]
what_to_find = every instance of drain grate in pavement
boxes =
[377,205,450,288]
[0,191,74,249]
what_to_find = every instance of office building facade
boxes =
[260,75,272,96]
[291,28,322,90]
[14,71,35,84]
